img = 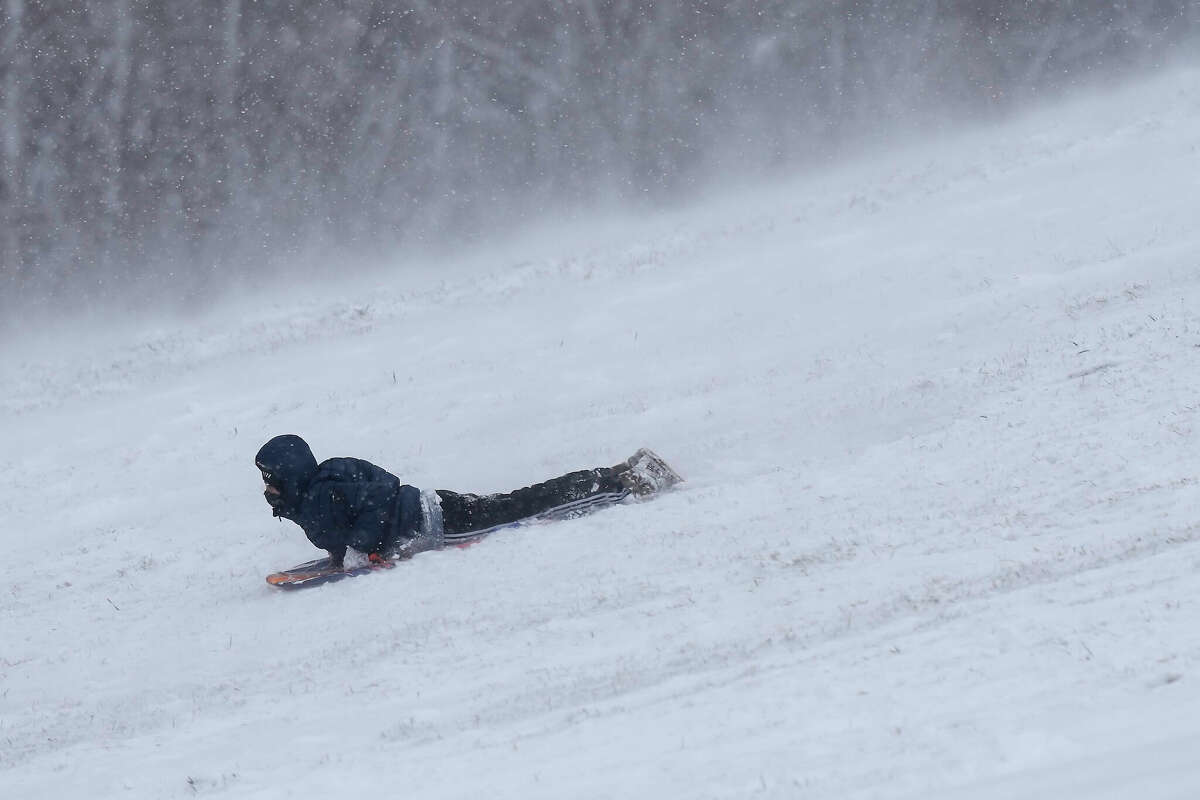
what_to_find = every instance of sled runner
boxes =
[266,541,483,590]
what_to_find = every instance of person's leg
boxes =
[437,466,629,539]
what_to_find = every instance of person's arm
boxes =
[319,480,395,556]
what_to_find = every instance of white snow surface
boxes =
[5,67,1200,799]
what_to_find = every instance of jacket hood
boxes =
[255,434,319,512]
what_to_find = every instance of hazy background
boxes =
[1,1,1197,315]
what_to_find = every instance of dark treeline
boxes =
[1,1,1196,310]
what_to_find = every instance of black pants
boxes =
[437,467,628,541]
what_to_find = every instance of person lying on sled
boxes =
[254,434,682,567]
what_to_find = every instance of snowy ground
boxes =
[5,65,1200,799]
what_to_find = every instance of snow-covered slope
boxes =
[5,66,1200,799]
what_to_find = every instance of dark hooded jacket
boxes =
[254,434,423,562]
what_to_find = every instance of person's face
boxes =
[261,469,283,505]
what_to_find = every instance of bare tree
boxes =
[1,0,1197,311]
[0,0,27,290]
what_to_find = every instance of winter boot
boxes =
[615,448,683,497]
